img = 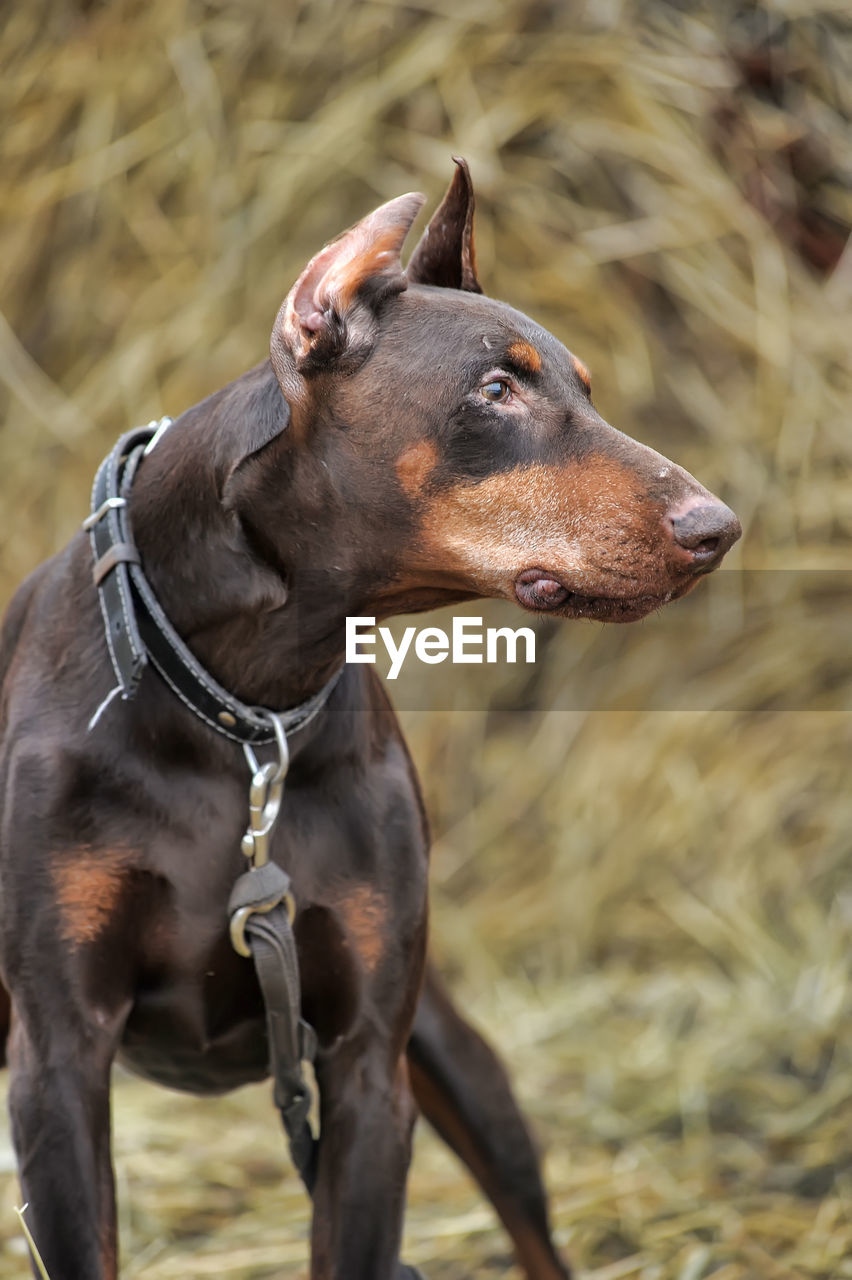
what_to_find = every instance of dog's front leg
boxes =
[6,988,127,1279]
[310,1039,418,1280]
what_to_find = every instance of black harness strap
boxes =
[85,422,336,1189]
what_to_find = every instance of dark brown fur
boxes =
[0,160,739,1279]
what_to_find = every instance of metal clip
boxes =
[240,712,289,867]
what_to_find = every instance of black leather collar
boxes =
[85,421,341,745]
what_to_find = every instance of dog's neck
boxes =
[126,361,458,710]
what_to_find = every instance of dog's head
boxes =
[265,160,740,623]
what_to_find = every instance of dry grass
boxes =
[0,0,851,1275]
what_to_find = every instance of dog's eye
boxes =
[481,379,512,404]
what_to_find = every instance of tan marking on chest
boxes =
[506,340,542,374]
[337,886,388,973]
[54,850,128,946]
[396,438,439,497]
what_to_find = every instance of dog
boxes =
[0,159,740,1279]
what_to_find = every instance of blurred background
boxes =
[1,0,851,1275]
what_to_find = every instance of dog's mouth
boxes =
[513,567,697,623]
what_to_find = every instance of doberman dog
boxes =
[0,160,740,1279]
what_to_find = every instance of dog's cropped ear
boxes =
[406,157,482,293]
[271,191,425,397]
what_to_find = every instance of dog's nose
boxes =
[668,500,741,569]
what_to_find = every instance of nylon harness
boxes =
[85,419,341,1192]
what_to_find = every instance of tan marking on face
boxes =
[396,439,439,497]
[54,851,127,946]
[337,886,388,974]
[572,355,591,389]
[413,457,659,597]
[506,340,542,375]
